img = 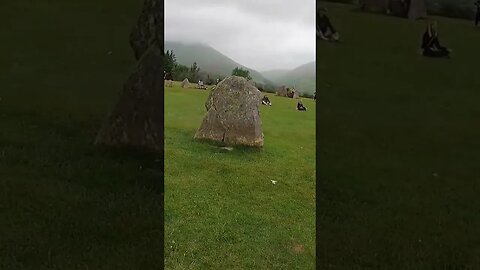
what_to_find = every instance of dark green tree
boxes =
[190,62,200,82]
[172,64,189,81]
[206,74,214,85]
[165,50,176,73]
[232,67,252,80]
[190,62,200,73]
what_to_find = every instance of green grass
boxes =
[1,1,166,269]
[318,3,480,269]
[164,83,316,269]
[2,0,316,267]
[7,0,480,268]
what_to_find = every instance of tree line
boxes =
[164,50,279,93]
[165,50,203,82]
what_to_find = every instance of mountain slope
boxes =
[165,41,274,86]
[261,69,290,82]
[263,61,316,94]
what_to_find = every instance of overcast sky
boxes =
[165,0,315,71]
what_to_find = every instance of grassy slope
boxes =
[261,69,290,82]
[1,1,165,269]
[164,83,316,269]
[319,3,480,269]
[262,63,316,95]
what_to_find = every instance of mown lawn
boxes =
[318,2,480,269]
[164,83,316,269]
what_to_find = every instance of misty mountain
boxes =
[261,69,290,83]
[262,61,316,94]
[165,41,274,87]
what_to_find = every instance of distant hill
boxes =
[165,41,274,87]
[261,69,290,82]
[262,61,316,94]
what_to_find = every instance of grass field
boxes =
[1,0,316,267]
[318,3,480,269]
[164,83,316,269]
[1,1,167,269]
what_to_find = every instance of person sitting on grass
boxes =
[297,99,307,111]
[420,21,451,58]
[262,95,272,106]
[317,8,340,42]
[197,80,206,89]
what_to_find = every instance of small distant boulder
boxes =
[287,88,295,98]
[293,90,300,99]
[194,76,264,147]
[181,78,189,88]
[276,85,288,97]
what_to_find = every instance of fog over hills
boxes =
[166,41,315,94]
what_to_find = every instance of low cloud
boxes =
[165,0,316,71]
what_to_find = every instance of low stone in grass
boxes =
[194,76,264,147]
[293,244,305,253]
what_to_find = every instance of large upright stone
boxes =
[129,0,163,61]
[194,76,264,147]
[95,0,163,151]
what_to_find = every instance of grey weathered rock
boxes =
[276,85,288,97]
[181,78,189,88]
[95,0,163,151]
[293,90,300,99]
[194,76,264,147]
[287,88,294,98]
[129,0,163,61]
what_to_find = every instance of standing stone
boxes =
[129,0,163,61]
[293,90,300,99]
[287,88,294,98]
[276,85,288,97]
[194,76,264,147]
[95,0,163,151]
[181,78,189,88]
